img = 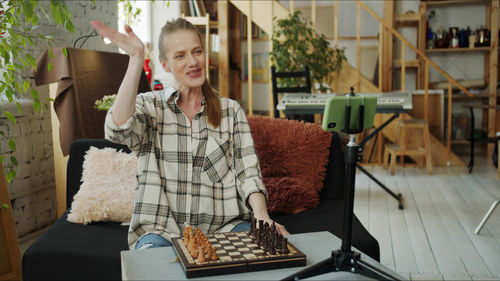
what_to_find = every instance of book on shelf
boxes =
[197,0,206,17]
[204,0,218,21]
[188,0,195,17]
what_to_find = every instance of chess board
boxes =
[172,231,306,278]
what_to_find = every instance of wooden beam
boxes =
[334,0,338,47]
[424,61,429,121]
[218,1,229,97]
[381,0,394,92]
[0,166,22,281]
[484,3,491,85]
[418,3,426,89]
[269,2,274,117]
[448,81,453,163]
[378,24,383,91]
[356,2,361,91]
[401,42,406,91]
[488,0,499,158]
[229,2,242,101]
[247,2,253,116]
[311,0,316,29]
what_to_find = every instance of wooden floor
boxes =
[355,156,500,280]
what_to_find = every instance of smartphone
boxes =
[321,95,377,132]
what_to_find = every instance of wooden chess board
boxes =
[172,231,306,278]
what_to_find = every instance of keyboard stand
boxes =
[358,113,404,209]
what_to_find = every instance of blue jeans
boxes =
[134,222,251,250]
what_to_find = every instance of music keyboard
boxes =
[276,92,412,114]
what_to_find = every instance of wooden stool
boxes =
[383,119,433,175]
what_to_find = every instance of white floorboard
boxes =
[355,155,500,280]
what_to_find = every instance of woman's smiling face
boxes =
[161,29,206,89]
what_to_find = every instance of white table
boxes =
[121,231,405,280]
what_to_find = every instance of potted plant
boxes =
[269,11,346,92]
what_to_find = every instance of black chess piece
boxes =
[250,217,255,236]
[277,234,283,250]
[282,237,289,254]
[268,236,275,255]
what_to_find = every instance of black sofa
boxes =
[22,135,379,280]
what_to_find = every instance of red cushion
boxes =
[248,116,332,214]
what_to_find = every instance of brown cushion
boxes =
[248,116,332,214]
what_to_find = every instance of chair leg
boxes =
[383,148,389,168]
[475,200,500,234]
[424,126,432,175]
[390,152,396,175]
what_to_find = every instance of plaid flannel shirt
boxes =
[104,87,267,249]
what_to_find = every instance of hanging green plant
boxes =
[0,0,79,183]
[269,11,346,92]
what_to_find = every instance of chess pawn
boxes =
[192,245,200,259]
[277,234,283,250]
[204,243,211,255]
[269,239,276,255]
[196,246,206,263]
[188,235,196,254]
[281,237,289,254]
[183,234,189,247]
[210,246,218,261]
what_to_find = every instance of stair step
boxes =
[395,13,422,25]
[394,60,420,68]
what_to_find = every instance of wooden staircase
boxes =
[229,0,465,167]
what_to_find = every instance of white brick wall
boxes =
[1,0,118,238]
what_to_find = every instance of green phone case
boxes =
[321,95,378,132]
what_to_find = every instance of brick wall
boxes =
[0,0,118,238]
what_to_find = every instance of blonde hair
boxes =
[158,18,221,128]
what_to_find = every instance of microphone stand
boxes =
[281,93,402,281]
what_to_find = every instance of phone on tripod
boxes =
[321,95,377,132]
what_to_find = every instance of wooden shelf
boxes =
[451,139,470,144]
[444,93,500,99]
[395,13,421,25]
[241,80,269,83]
[394,59,420,68]
[424,0,490,6]
[426,47,490,53]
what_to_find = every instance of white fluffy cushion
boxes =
[67,146,137,225]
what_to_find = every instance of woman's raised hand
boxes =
[90,20,144,59]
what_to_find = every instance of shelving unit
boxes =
[419,0,498,155]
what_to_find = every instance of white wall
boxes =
[150,1,181,85]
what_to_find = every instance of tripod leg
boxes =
[356,164,404,209]
[357,258,404,280]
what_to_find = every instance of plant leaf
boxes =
[8,139,16,152]
[4,112,16,124]
[10,156,18,167]
[23,80,30,93]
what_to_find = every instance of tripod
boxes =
[357,112,404,210]
[281,95,402,281]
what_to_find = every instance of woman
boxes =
[91,18,288,250]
